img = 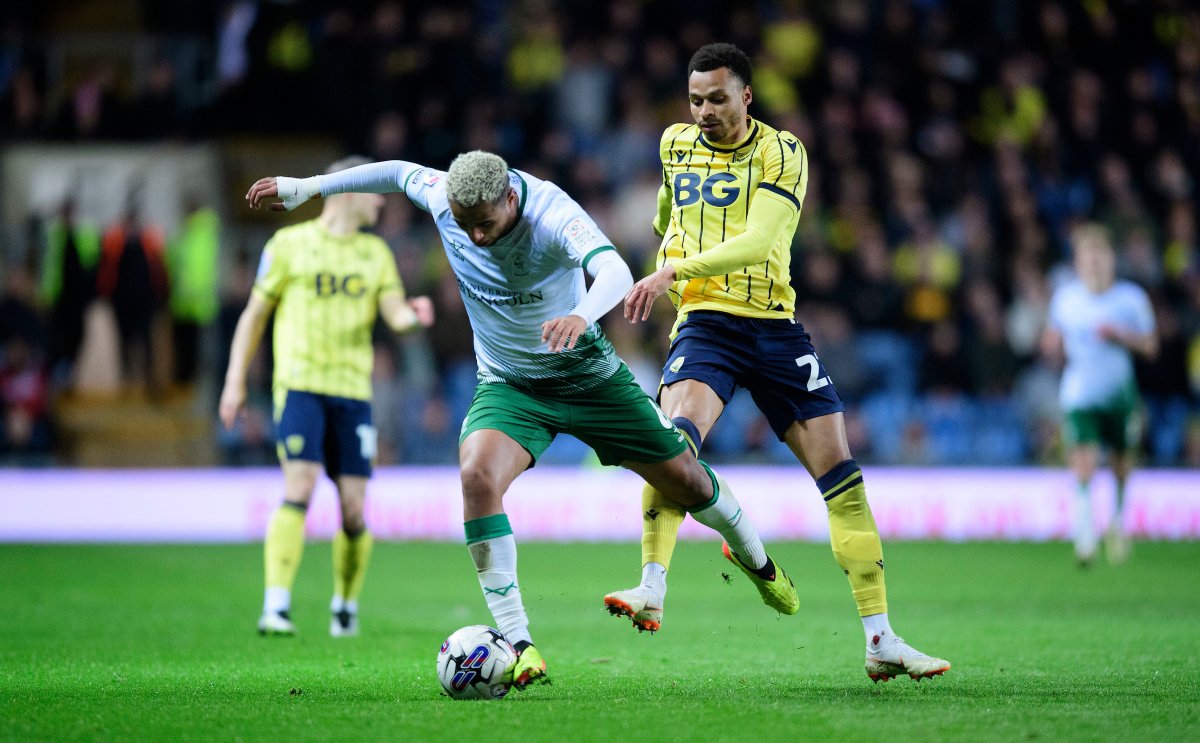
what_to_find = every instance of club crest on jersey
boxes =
[509,251,529,276]
[448,240,466,261]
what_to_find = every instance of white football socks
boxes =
[468,533,533,647]
[689,468,768,570]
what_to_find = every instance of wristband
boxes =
[275,176,321,211]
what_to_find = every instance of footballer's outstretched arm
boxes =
[246,161,426,211]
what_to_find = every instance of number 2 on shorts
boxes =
[795,353,831,391]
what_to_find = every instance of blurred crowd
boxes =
[1,0,1199,467]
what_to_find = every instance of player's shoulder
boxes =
[1050,277,1084,301]
[1111,278,1148,294]
[660,122,696,147]
[1111,279,1152,304]
[755,120,805,158]
[520,170,576,221]
[351,231,393,256]
[267,220,318,249]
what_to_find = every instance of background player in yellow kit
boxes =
[605,43,950,682]
[220,155,434,637]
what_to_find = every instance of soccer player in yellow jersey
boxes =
[606,43,950,682]
[220,155,434,637]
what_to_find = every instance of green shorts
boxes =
[459,364,689,467]
[1063,392,1140,452]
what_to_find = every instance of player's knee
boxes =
[460,463,504,505]
[282,471,319,503]
[342,517,366,537]
[340,501,366,534]
[653,457,711,507]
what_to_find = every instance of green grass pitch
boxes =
[2,540,1198,741]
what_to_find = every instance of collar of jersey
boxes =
[486,170,530,250]
[698,118,759,153]
[312,219,360,242]
[509,169,528,216]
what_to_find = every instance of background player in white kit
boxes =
[245,151,798,691]
[1042,223,1157,565]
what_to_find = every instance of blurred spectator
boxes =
[0,334,52,459]
[893,218,961,327]
[52,64,124,140]
[918,320,971,397]
[166,200,220,386]
[96,199,168,393]
[1,64,45,139]
[129,56,182,140]
[40,197,100,382]
[1137,297,1195,466]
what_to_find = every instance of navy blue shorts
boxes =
[661,311,845,440]
[275,389,376,478]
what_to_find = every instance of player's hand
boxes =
[541,314,587,353]
[409,296,435,327]
[218,383,246,430]
[624,264,676,323]
[245,178,284,211]
[246,177,319,211]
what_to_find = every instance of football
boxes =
[436,625,517,700]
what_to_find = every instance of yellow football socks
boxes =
[819,460,887,616]
[333,529,375,603]
[264,501,307,593]
[641,483,686,571]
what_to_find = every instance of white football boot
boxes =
[865,630,951,682]
[603,586,663,633]
[257,610,296,636]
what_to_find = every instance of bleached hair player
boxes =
[445,151,509,207]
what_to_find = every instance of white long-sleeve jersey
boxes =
[318,161,630,394]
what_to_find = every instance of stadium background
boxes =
[0,1,1198,541]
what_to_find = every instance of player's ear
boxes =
[743,85,753,107]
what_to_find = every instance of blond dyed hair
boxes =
[446,151,510,207]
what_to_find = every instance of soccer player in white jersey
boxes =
[1043,223,1157,565]
[245,150,798,691]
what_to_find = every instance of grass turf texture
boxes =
[1,541,1197,741]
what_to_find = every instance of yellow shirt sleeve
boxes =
[652,181,671,238]
[377,244,404,299]
[671,193,797,280]
[251,234,288,303]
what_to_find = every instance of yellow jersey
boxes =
[253,219,403,400]
[655,116,808,319]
